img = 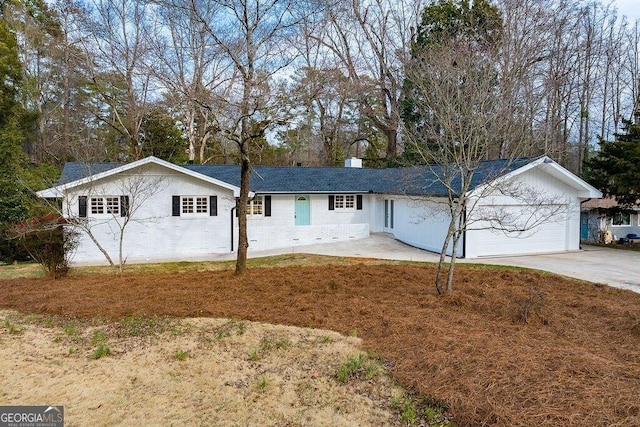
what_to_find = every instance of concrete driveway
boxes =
[238,234,640,293]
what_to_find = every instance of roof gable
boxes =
[478,156,602,198]
[37,156,241,198]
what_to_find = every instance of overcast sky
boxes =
[612,0,640,22]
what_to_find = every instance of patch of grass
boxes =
[91,330,107,346]
[68,347,77,355]
[64,323,83,343]
[90,343,111,359]
[214,318,246,339]
[392,395,417,425]
[0,262,44,279]
[349,329,358,338]
[249,347,260,362]
[89,329,111,359]
[3,319,23,335]
[321,335,333,344]
[336,353,367,383]
[391,394,454,427]
[257,375,268,390]
[174,350,188,361]
[275,338,290,350]
[121,316,168,337]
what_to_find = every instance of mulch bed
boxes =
[1,262,640,426]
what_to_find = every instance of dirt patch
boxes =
[0,311,407,426]
[1,262,640,425]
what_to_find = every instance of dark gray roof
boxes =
[57,157,535,196]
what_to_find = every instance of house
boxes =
[37,156,602,265]
[581,197,640,243]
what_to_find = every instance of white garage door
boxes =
[473,205,568,257]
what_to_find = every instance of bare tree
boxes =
[82,0,154,160]
[289,67,359,165]
[404,29,568,293]
[192,0,305,274]
[150,0,231,164]
[319,0,421,160]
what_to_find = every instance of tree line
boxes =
[1,0,638,170]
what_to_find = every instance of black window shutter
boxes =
[356,195,363,210]
[172,196,180,216]
[328,195,335,210]
[264,195,271,217]
[79,196,87,218]
[121,195,130,217]
[210,195,217,216]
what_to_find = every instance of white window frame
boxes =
[612,212,630,226]
[247,195,264,216]
[181,196,209,215]
[334,195,356,212]
[90,196,120,216]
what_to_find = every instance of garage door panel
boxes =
[472,205,568,257]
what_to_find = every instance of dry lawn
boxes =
[1,259,640,426]
[0,312,410,426]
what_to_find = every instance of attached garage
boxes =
[468,205,570,257]
[387,157,601,259]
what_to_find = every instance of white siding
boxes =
[386,196,463,258]
[64,164,235,264]
[465,167,580,258]
[245,194,371,251]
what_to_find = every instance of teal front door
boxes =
[295,195,310,225]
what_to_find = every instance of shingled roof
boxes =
[57,157,535,197]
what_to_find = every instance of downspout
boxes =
[462,202,467,259]
[231,205,237,252]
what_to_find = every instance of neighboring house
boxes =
[581,197,640,243]
[37,156,601,265]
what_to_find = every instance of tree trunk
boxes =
[235,153,250,275]
[435,215,457,295]
[385,127,397,159]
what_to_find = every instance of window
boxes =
[612,212,630,226]
[181,196,208,215]
[329,194,362,212]
[172,195,217,217]
[247,196,263,216]
[90,196,120,215]
[334,195,355,210]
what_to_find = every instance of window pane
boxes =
[253,197,263,215]
[182,197,194,214]
[91,197,104,214]
[613,212,630,226]
[335,195,344,209]
[345,195,355,209]
[247,196,263,215]
[106,197,120,215]
[196,197,208,213]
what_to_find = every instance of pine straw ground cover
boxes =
[1,261,640,426]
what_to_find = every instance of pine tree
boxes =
[585,119,640,207]
[0,18,35,261]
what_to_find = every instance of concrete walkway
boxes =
[229,234,640,293]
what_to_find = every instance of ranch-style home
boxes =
[37,155,601,265]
